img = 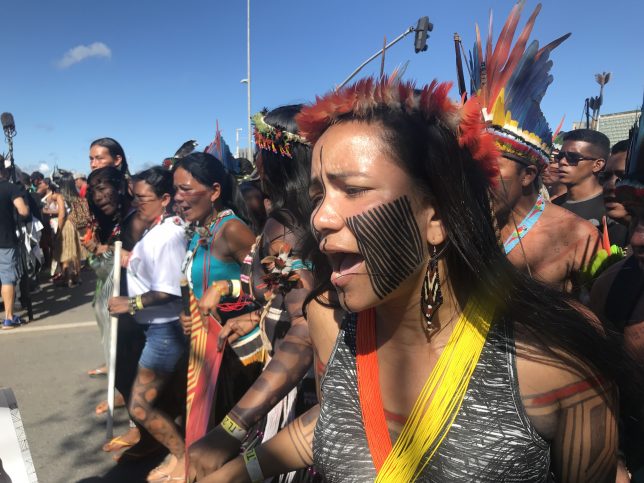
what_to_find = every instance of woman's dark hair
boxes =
[173,152,249,222]
[55,172,80,201]
[87,166,132,243]
[240,180,267,234]
[91,137,129,175]
[306,107,628,395]
[259,104,320,265]
[132,166,174,198]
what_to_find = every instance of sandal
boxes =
[87,366,107,377]
[147,455,184,482]
[103,427,140,452]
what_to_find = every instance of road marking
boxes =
[0,321,95,336]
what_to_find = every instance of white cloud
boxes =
[38,163,51,174]
[56,42,111,69]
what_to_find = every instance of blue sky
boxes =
[2,0,643,176]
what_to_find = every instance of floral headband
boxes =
[252,112,309,159]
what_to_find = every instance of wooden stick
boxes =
[106,241,122,441]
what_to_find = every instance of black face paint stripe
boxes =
[346,196,424,299]
[310,145,325,243]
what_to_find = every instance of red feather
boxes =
[489,3,541,109]
[487,1,524,90]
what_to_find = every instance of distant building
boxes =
[572,109,641,148]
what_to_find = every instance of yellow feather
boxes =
[376,297,495,482]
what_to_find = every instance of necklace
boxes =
[503,194,545,254]
[356,297,495,481]
[200,209,234,292]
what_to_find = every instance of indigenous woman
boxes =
[173,152,261,435]
[187,106,320,482]
[85,167,148,456]
[205,76,622,483]
[107,167,188,481]
[50,171,91,287]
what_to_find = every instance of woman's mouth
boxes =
[330,253,365,287]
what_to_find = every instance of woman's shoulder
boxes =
[513,322,614,440]
[261,216,305,256]
[220,215,254,240]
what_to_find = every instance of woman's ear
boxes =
[161,193,171,209]
[210,182,222,203]
[424,203,447,247]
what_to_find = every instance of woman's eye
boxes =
[345,186,369,197]
[310,193,323,207]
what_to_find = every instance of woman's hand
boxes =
[108,296,130,316]
[120,249,131,268]
[187,426,243,482]
[180,312,192,335]
[198,282,226,321]
[218,311,260,351]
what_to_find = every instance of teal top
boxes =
[188,213,243,299]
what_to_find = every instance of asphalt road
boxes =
[0,273,165,483]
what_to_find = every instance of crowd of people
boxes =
[1,2,643,482]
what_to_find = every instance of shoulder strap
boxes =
[605,256,644,331]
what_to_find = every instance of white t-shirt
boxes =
[127,216,187,324]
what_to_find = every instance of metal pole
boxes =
[235,128,242,158]
[106,241,122,441]
[337,26,415,90]
[246,0,253,163]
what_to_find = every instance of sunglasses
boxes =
[598,170,624,184]
[554,151,600,165]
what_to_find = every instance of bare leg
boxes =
[129,366,184,458]
[1,284,15,320]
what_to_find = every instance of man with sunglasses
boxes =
[589,118,644,482]
[554,129,609,229]
[599,140,631,248]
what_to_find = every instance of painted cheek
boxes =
[345,196,424,299]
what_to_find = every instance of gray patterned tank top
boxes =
[313,316,552,482]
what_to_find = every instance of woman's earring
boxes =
[421,244,443,338]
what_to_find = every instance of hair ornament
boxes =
[252,112,309,159]
[296,75,499,185]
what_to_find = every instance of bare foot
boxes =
[147,454,185,482]
[95,392,125,415]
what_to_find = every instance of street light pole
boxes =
[235,128,243,158]
[246,0,253,162]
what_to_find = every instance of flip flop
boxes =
[87,367,108,377]
[102,436,135,452]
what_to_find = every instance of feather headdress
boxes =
[469,1,570,168]
[296,75,499,185]
[616,95,644,205]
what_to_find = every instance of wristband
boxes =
[135,294,144,311]
[243,448,264,483]
[231,279,241,298]
[221,414,247,442]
